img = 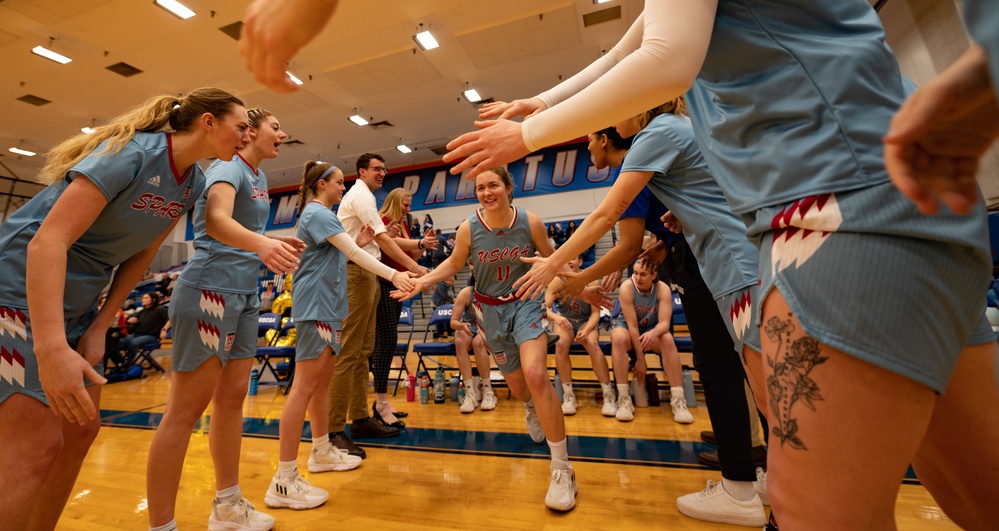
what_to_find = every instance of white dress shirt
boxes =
[337,179,387,260]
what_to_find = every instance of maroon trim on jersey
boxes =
[473,290,518,306]
[237,152,259,176]
[166,134,193,186]
[475,206,517,233]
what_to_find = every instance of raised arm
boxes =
[326,232,414,291]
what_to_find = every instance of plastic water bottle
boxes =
[249,369,259,396]
[449,374,459,402]
[645,373,661,406]
[458,383,466,404]
[433,366,446,404]
[682,370,696,407]
[406,372,416,403]
[420,374,430,404]
[553,374,564,402]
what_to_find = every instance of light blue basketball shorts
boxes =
[471,291,547,375]
[169,283,259,372]
[0,306,98,405]
[748,182,993,393]
[716,284,762,356]
[296,319,342,361]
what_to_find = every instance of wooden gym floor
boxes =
[58,348,959,530]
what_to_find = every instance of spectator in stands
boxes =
[0,87,245,529]
[423,213,434,234]
[431,228,451,267]
[451,283,498,413]
[610,260,692,424]
[147,107,303,531]
[116,291,170,368]
[100,295,128,369]
[546,225,558,249]
[545,254,615,416]
[565,220,577,240]
[432,276,456,338]
[553,223,567,247]
[259,281,277,313]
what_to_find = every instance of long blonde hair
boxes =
[638,95,688,130]
[39,87,244,185]
[379,188,411,224]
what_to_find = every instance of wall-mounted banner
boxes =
[187,141,610,239]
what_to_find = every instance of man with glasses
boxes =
[327,153,427,456]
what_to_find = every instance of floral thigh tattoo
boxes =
[764,314,828,450]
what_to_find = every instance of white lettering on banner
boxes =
[272,195,298,226]
[424,170,448,205]
[552,150,576,187]
[587,164,611,182]
[455,172,476,201]
[522,155,543,191]
[402,175,421,197]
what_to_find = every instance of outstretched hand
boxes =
[240,0,339,93]
[639,240,667,272]
[513,255,558,300]
[443,120,529,179]
[477,98,548,120]
[258,237,303,274]
[884,44,999,215]
[391,279,427,301]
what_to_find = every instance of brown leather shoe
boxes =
[700,430,716,444]
[330,431,366,459]
[697,445,767,469]
[349,416,401,439]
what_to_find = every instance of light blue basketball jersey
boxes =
[179,154,271,294]
[616,282,660,331]
[686,0,908,215]
[623,113,758,300]
[964,0,999,96]
[292,201,348,322]
[0,132,204,317]
[558,297,591,321]
[468,206,535,298]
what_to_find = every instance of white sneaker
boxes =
[755,467,770,506]
[480,387,498,411]
[615,394,634,422]
[460,392,478,413]
[308,445,362,472]
[671,395,694,424]
[561,391,577,415]
[524,404,545,443]
[601,391,618,417]
[676,480,766,527]
[209,497,276,530]
[545,462,577,511]
[264,472,329,510]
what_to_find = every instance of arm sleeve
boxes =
[328,232,396,281]
[521,0,716,152]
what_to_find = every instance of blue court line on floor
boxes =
[98,408,920,484]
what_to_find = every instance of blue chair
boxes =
[412,304,456,374]
[137,338,166,373]
[256,313,296,393]
[392,307,414,395]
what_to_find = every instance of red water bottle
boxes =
[406,372,416,402]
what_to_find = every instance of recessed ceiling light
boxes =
[155,0,195,20]
[463,88,482,103]
[396,145,412,154]
[81,127,95,134]
[9,147,37,157]
[286,71,305,85]
[31,46,72,64]
[349,114,368,126]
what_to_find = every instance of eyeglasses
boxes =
[368,166,388,174]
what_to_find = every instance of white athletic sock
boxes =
[722,478,756,501]
[278,460,298,479]
[601,381,616,397]
[616,383,630,398]
[670,386,685,400]
[525,397,536,409]
[215,484,241,504]
[562,382,573,395]
[547,438,569,464]
[149,519,177,531]
[312,433,330,450]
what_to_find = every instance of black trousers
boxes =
[371,278,402,394]
[663,236,762,482]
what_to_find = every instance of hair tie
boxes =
[318,165,339,181]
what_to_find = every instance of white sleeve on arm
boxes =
[536,13,644,109]
[328,232,397,281]
[522,0,717,152]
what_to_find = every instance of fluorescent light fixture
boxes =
[414,30,439,51]
[9,147,37,157]
[349,114,368,126]
[463,88,482,103]
[396,144,412,154]
[594,0,613,3]
[155,0,195,19]
[81,127,95,134]
[286,71,304,85]
[31,46,72,64]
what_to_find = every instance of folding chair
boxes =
[412,304,456,375]
[136,340,166,373]
[256,313,296,394]
[392,306,414,395]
